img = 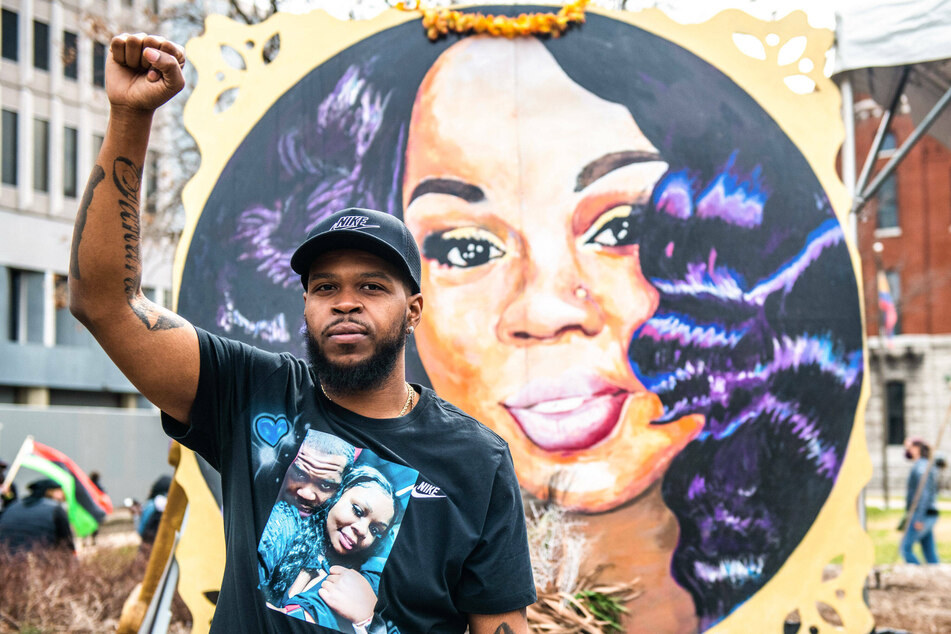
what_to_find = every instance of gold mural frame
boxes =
[175,5,873,633]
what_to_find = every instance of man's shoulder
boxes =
[423,389,509,452]
[196,327,309,374]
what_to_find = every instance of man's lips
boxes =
[503,371,630,451]
[324,322,368,344]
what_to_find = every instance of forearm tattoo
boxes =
[114,156,185,331]
[70,165,105,281]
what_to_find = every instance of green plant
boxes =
[574,589,629,632]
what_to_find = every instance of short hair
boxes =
[912,439,932,459]
[298,429,356,467]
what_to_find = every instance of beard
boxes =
[306,314,408,394]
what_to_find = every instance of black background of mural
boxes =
[177,8,863,627]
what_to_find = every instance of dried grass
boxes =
[526,503,641,633]
[0,539,190,633]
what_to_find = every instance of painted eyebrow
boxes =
[407,178,486,205]
[574,150,665,192]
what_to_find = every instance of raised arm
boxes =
[69,33,198,423]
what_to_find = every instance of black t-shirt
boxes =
[162,328,535,633]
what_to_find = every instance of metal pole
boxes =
[854,66,910,202]
[839,75,869,528]
[854,82,951,215]
[840,76,857,243]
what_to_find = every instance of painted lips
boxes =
[503,371,630,451]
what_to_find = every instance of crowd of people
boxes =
[0,460,173,556]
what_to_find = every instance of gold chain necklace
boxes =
[320,381,415,417]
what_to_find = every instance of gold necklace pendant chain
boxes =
[398,382,415,417]
[321,381,415,417]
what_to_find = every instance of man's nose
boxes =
[331,289,362,314]
[297,486,317,501]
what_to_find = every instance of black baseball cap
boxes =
[290,208,421,294]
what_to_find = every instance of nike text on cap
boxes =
[291,208,422,294]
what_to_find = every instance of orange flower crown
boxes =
[396,1,590,40]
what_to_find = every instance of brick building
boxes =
[853,96,951,500]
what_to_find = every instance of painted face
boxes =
[325,483,395,556]
[403,38,704,513]
[279,446,349,518]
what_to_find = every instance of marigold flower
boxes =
[400,1,589,41]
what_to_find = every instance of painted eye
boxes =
[582,204,644,248]
[422,227,506,269]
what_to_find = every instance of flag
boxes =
[12,437,113,537]
[877,270,898,339]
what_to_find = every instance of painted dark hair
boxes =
[181,9,863,628]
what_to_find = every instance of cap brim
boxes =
[291,230,420,293]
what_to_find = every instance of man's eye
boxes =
[422,227,505,269]
[582,204,644,248]
[319,481,338,492]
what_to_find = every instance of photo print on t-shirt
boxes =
[257,429,418,630]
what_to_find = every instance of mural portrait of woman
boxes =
[177,7,866,632]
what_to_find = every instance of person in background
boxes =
[901,437,940,564]
[0,479,75,553]
[138,475,172,545]
[0,460,18,517]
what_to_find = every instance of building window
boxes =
[882,132,897,151]
[53,274,94,347]
[64,126,78,197]
[92,133,104,163]
[876,175,899,229]
[33,20,49,71]
[145,151,159,214]
[2,109,17,186]
[63,30,78,79]
[33,118,49,192]
[2,9,18,61]
[6,268,45,344]
[93,41,106,87]
[885,381,905,445]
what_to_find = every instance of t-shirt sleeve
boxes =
[161,327,287,470]
[453,448,536,615]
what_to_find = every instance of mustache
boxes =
[320,317,373,337]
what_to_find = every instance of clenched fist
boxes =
[106,33,185,112]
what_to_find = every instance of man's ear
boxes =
[407,293,423,330]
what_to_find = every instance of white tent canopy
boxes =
[833,0,951,214]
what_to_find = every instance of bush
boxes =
[0,543,189,633]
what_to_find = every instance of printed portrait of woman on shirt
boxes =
[258,431,413,632]
[183,11,864,631]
